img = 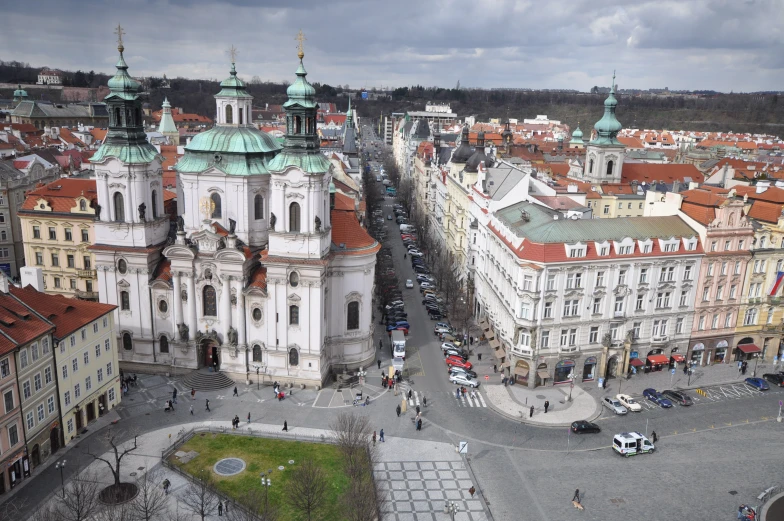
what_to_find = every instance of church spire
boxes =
[591,71,622,146]
[345,97,353,129]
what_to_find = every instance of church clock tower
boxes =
[583,73,625,184]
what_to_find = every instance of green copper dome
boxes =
[106,53,141,101]
[13,84,28,99]
[591,75,622,146]
[572,126,583,139]
[284,61,317,109]
[216,63,251,98]
[177,124,281,176]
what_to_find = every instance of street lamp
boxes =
[55,460,66,497]
[357,367,367,390]
[260,472,272,512]
[444,500,460,521]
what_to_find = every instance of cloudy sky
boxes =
[1,0,782,92]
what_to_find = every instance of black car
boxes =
[763,373,784,387]
[571,421,601,434]
[428,313,443,320]
[661,390,693,406]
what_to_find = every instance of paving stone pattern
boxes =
[376,460,488,521]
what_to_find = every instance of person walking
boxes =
[455,388,460,399]
[233,386,238,397]
[572,489,580,502]
[651,431,658,443]
[377,359,382,369]
[478,353,482,361]
[379,339,382,349]
[218,501,223,516]
[282,420,288,432]
[191,388,195,400]
[396,404,401,417]
[416,418,422,431]
[408,389,412,400]
[372,431,377,446]
[379,429,385,442]
[423,396,427,407]
[172,388,178,404]
[163,479,170,495]
[247,412,251,423]
[493,364,497,373]
[469,486,476,498]
[529,405,534,418]
[544,400,549,413]
[205,399,210,412]
[190,404,194,415]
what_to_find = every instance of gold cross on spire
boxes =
[296,30,306,60]
[228,45,238,64]
[115,23,126,53]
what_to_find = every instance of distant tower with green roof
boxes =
[158,98,179,145]
[12,84,28,106]
[583,73,626,184]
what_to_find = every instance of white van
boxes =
[400,224,414,232]
[612,432,655,457]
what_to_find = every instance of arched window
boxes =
[122,333,132,351]
[588,158,594,174]
[254,195,264,220]
[79,199,87,211]
[113,192,125,222]
[295,116,302,134]
[120,291,130,310]
[202,285,217,316]
[252,344,262,362]
[238,107,244,125]
[225,104,233,124]
[151,190,159,219]
[211,193,222,218]
[289,348,299,366]
[289,202,301,232]
[289,305,299,325]
[347,301,360,330]
[159,335,169,353]
[606,160,614,177]
[114,108,121,127]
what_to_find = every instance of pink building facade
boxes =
[0,349,26,494]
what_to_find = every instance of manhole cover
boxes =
[278,466,285,471]
[729,491,738,495]
[214,458,247,476]
[129,472,137,477]
[535,395,547,399]
[288,460,295,464]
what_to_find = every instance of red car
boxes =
[445,355,472,370]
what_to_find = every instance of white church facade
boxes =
[90,38,378,387]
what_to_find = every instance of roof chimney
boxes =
[20,267,44,292]
[0,273,9,294]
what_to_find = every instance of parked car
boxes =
[420,282,434,291]
[762,373,784,387]
[602,397,628,415]
[445,355,472,370]
[441,342,459,351]
[405,279,414,288]
[571,421,601,434]
[428,312,443,320]
[745,377,770,391]
[448,366,478,379]
[410,251,424,258]
[443,348,466,360]
[642,388,673,408]
[615,394,642,412]
[387,214,392,220]
[661,390,693,406]
[434,325,452,335]
[449,373,479,388]
[435,322,451,330]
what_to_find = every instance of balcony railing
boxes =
[75,290,99,300]
[77,269,96,278]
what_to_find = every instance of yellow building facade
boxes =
[18,179,98,300]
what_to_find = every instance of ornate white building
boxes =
[91,38,378,387]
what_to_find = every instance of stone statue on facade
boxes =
[178,323,189,341]
[227,327,238,346]
[314,215,321,232]
[138,202,146,220]
[93,203,102,219]
[602,333,612,348]
[269,213,276,231]
[176,215,185,232]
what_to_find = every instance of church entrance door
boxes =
[203,342,221,371]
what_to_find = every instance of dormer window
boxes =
[595,241,609,256]
[567,245,586,258]
[683,237,697,251]
[660,239,680,253]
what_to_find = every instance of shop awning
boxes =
[488,338,501,350]
[647,354,669,365]
[629,358,645,367]
[737,344,761,354]
[501,360,511,368]
[537,370,550,380]
[671,354,685,362]
[479,320,490,331]
[514,366,529,377]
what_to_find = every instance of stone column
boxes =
[172,271,182,332]
[100,174,109,222]
[236,278,246,346]
[221,275,232,338]
[187,274,197,336]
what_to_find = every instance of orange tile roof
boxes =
[732,185,784,204]
[331,209,378,253]
[20,178,97,214]
[248,266,267,290]
[153,259,172,283]
[57,128,86,147]
[618,136,646,149]
[333,192,355,212]
[90,128,108,142]
[0,293,54,354]
[621,163,704,184]
[746,200,783,223]
[681,202,715,225]
[681,188,728,206]
[152,108,212,124]
[163,189,176,202]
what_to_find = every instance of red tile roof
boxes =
[681,203,715,225]
[10,285,116,340]
[732,185,784,204]
[248,266,267,290]
[333,192,356,212]
[90,128,108,142]
[0,292,55,355]
[20,178,97,214]
[621,163,704,184]
[153,260,172,283]
[618,136,646,149]
[331,210,379,254]
[323,114,347,126]
[747,200,784,223]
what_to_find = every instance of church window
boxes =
[588,158,594,174]
[295,116,302,134]
[289,272,299,287]
[289,305,299,325]
[347,301,360,330]
[606,160,614,177]
[120,291,130,310]
[252,307,262,322]
[252,344,262,362]
[211,193,222,218]
[117,259,127,274]
[225,104,233,124]
[202,285,217,316]
[151,190,159,219]
[158,299,168,313]
[289,348,299,366]
[159,335,169,354]
[113,192,125,222]
[289,202,301,232]
[254,195,264,220]
[122,333,132,351]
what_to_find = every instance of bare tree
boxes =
[0,495,30,521]
[129,469,169,521]
[92,500,133,521]
[55,472,101,521]
[23,504,59,521]
[87,431,139,488]
[286,458,328,521]
[180,472,220,521]
[228,488,280,521]
[330,413,372,476]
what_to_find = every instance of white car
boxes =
[409,250,424,257]
[405,279,414,288]
[434,325,451,335]
[441,342,459,351]
[602,397,628,415]
[449,373,480,388]
[616,394,642,412]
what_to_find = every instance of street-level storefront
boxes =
[735,340,762,361]
[554,359,575,384]
[582,356,597,381]
[689,343,705,365]
[670,346,685,365]
[629,357,645,374]
[536,363,549,387]
[714,340,729,364]
[513,359,529,385]
[1,449,28,494]
[646,352,668,372]
[606,355,618,378]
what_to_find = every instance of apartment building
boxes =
[475,202,703,389]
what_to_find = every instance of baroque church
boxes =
[90,35,379,386]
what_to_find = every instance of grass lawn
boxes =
[170,433,350,520]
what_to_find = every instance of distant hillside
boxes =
[2,60,781,135]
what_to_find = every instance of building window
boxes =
[289,305,299,325]
[67,418,73,434]
[158,300,168,313]
[225,104,233,124]
[62,364,67,379]
[3,390,14,413]
[9,424,18,446]
[45,366,52,384]
[67,254,75,268]
[26,411,34,430]
[346,301,360,330]
[48,227,57,240]
[47,396,55,414]
[540,330,549,348]
[252,345,262,362]
[70,279,77,289]
[33,226,41,239]
[606,160,614,176]
[113,192,125,222]
[596,271,605,286]
[151,190,158,219]
[724,313,733,328]
[51,253,60,267]
[20,350,28,368]
[543,301,552,319]
[566,273,582,289]
[34,374,42,391]
[159,335,169,353]
[617,270,627,285]
[716,285,724,300]
[589,158,594,173]
[289,202,301,232]
[289,272,299,287]
[679,291,689,307]
[546,274,556,291]
[675,317,684,334]
[614,296,624,314]
[289,348,299,366]
[81,229,89,242]
[744,308,758,326]
[85,376,92,391]
[252,308,262,322]
[562,299,579,317]
[120,291,130,310]
[254,195,264,220]
[64,228,72,241]
[64,391,71,406]
[211,193,222,218]
[0,359,8,378]
[202,285,217,316]
[79,199,87,211]
[639,268,648,284]
[107,362,113,376]
[122,333,132,351]
[108,388,115,402]
[592,297,602,314]
[74,383,80,399]
[105,339,111,352]
[589,326,599,343]
[23,381,30,400]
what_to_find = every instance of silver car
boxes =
[602,397,628,415]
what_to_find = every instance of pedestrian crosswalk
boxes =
[453,390,487,408]
[397,387,488,408]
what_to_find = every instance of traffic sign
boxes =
[484,375,489,381]
[671,368,676,374]
[458,441,468,454]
